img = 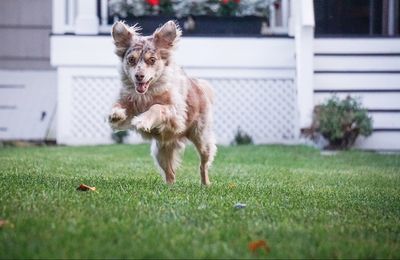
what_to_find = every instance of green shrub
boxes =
[231,127,253,145]
[111,130,129,144]
[311,96,373,149]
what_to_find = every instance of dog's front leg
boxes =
[108,103,132,130]
[131,104,173,132]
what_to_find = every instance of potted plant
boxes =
[231,127,253,145]
[307,96,373,150]
[108,0,273,36]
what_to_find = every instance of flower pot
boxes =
[322,128,360,150]
[123,15,267,36]
[123,15,182,35]
[181,15,267,36]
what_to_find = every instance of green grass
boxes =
[0,144,399,259]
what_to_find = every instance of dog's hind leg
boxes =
[191,130,217,186]
[151,139,185,184]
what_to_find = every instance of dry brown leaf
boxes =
[76,184,96,192]
[248,239,270,255]
[0,219,14,229]
[228,182,237,189]
[0,220,8,228]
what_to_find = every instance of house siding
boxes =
[0,0,57,141]
[0,0,53,70]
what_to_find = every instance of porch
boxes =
[51,0,306,146]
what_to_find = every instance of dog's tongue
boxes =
[136,82,148,94]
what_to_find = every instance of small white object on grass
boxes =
[320,150,339,156]
[234,203,246,209]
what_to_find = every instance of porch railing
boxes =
[52,0,290,35]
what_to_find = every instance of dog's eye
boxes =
[127,56,136,65]
[147,57,156,65]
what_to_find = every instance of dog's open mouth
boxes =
[135,78,153,94]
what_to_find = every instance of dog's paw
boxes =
[131,115,153,132]
[108,107,127,127]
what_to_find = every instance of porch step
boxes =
[314,72,400,90]
[314,91,400,110]
[314,38,400,54]
[354,131,400,151]
[312,39,400,150]
[314,55,400,72]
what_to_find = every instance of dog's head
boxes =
[112,20,181,94]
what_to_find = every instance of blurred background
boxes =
[0,0,399,150]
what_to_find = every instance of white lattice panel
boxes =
[68,75,142,144]
[209,78,298,144]
[64,74,297,145]
[71,76,119,140]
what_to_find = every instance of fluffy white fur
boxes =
[108,21,216,185]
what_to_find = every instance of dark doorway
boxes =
[314,0,399,36]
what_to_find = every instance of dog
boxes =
[108,20,217,185]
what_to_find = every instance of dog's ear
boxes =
[153,20,182,49]
[112,21,140,57]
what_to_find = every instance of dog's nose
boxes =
[135,73,144,82]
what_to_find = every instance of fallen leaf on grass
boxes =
[0,220,8,228]
[228,182,237,189]
[76,184,96,192]
[248,239,270,255]
[0,219,14,229]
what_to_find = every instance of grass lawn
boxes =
[0,144,399,259]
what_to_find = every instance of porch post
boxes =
[294,0,315,129]
[288,0,295,36]
[52,0,66,34]
[75,0,99,35]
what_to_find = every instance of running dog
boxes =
[108,21,216,185]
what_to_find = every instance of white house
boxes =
[0,0,399,150]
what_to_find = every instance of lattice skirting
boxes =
[209,78,298,144]
[60,73,298,145]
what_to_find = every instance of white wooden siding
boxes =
[314,38,400,54]
[355,132,400,151]
[369,112,400,129]
[315,55,400,71]
[0,70,57,140]
[314,92,400,110]
[51,36,295,69]
[314,73,400,90]
[0,0,53,70]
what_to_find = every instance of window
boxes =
[314,0,400,36]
